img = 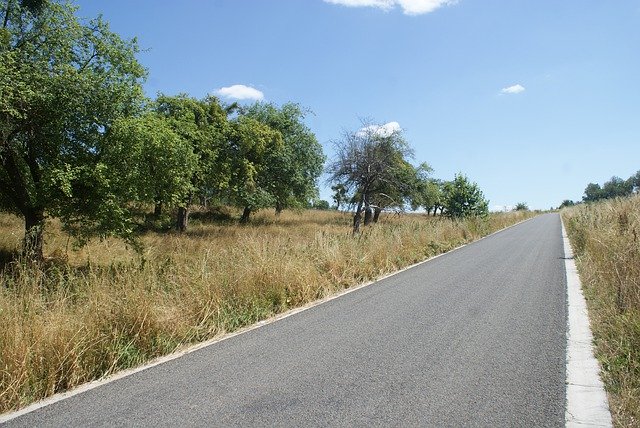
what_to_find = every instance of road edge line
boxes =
[0,214,536,423]
[561,219,612,427]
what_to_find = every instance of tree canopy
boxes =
[327,121,414,232]
[1,0,146,257]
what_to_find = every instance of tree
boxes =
[442,174,489,218]
[583,183,603,202]
[514,202,529,211]
[225,116,284,222]
[327,121,413,233]
[558,200,575,209]
[331,183,347,211]
[629,170,640,193]
[602,176,633,199]
[0,0,146,259]
[102,114,197,217]
[242,102,325,214]
[153,94,229,231]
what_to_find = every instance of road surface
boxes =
[4,213,566,427]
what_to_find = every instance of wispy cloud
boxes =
[216,84,264,101]
[358,121,402,137]
[324,0,457,15]
[500,84,526,95]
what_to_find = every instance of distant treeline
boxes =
[559,171,640,208]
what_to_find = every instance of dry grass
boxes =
[0,208,534,413]
[563,196,640,427]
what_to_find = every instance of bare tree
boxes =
[327,121,413,234]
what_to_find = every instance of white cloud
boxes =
[358,121,402,137]
[500,84,526,95]
[216,84,264,101]
[324,0,456,15]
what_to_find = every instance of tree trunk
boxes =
[23,207,45,261]
[176,193,193,232]
[154,201,163,217]
[373,207,382,223]
[352,199,364,234]
[241,207,252,223]
[275,201,283,216]
[176,206,189,232]
[363,206,373,226]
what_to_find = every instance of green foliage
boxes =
[225,116,284,215]
[514,202,529,211]
[104,114,197,207]
[327,121,414,227]
[154,94,230,200]
[0,0,146,253]
[583,175,635,203]
[558,199,576,209]
[442,174,489,218]
[242,102,325,212]
[312,199,331,210]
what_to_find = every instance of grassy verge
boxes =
[0,208,535,413]
[562,196,640,427]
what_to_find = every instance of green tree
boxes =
[583,183,603,202]
[242,102,325,214]
[102,114,197,218]
[442,174,489,218]
[602,176,633,199]
[154,94,229,231]
[331,183,348,211]
[514,202,529,211]
[558,200,575,209]
[327,121,413,233]
[0,0,146,259]
[225,116,284,222]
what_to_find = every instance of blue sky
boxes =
[76,0,640,210]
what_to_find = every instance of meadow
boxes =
[0,208,534,413]
[563,196,640,427]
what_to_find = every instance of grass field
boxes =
[0,208,535,413]
[563,196,640,427]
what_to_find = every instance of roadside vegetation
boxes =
[563,195,640,427]
[0,209,535,412]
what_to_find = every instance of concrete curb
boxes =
[562,219,612,427]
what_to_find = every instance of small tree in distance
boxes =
[442,174,489,218]
[514,202,529,211]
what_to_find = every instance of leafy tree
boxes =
[102,114,197,217]
[331,183,347,211]
[558,200,575,209]
[629,170,640,193]
[225,116,284,222]
[602,176,633,199]
[153,94,229,231]
[242,102,325,214]
[327,121,413,233]
[0,0,146,259]
[514,202,529,211]
[442,174,489,218]
[583,183,603,202]
[312,199,330,210]
[583,176,633,203]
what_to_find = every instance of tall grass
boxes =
[563,196,640,427]
[0,208,534,413]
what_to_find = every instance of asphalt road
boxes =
[4,213,567,427]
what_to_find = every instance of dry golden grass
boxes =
[0,208,534,413]
[563,196,640,427]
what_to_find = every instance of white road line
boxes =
[562,219,612,427]
[0,215,534,423]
